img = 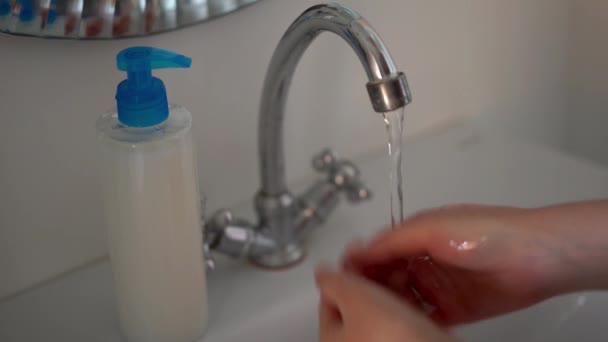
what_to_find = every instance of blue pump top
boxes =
[115,47,192,127]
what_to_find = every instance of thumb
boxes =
[315,266,373,313]
[315,266,412,317]
[316,266,455,341]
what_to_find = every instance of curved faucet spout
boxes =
[258,3,412,196]
[205,3,412,269]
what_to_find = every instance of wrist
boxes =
[520,205,608,295]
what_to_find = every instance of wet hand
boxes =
[315,267,455,342]
[343,205,562,326]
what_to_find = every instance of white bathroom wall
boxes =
[463,0,571,147]
[0,0,572,299]
[564,0,608,165]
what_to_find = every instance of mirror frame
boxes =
[0,0,261,39]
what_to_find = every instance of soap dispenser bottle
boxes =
[96,47,208,342]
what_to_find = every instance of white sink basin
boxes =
[202,126,608,342]
[209,286,607,342]
[209,289,319,342]
[1,125,608,342]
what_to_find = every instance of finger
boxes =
[407,257,445,308]
[316,267,453,340]
[319,296,342,341]
[345,222,434,269]
[319,295,342,326]
[397,283,426,310]
[385,268,427,308]
[430,309,454,326]
[316,266,424,318]
[408,258,468,326]
[315,266,383,314]
[345,259,426,311]
[357,258,409,286]
[315,266,356,311]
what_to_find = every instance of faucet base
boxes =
[249,243,306,269]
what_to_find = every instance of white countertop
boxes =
[1,123,607,342]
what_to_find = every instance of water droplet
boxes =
[449,239,481,251]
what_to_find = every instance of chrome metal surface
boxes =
[205,3,409,268]
[367,72,412,113]
[206,148,372,268]
[249,243,306,269]
[203,242,216,270]
[0,0,261,39]
[206,209,277,259]
[259,3,412,196]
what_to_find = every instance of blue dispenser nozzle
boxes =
[115,47,192,127]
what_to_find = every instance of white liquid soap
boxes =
[96,47,208,342]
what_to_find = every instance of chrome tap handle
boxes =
[312,148,337,172]
[200,195,216,270]
[344,180,372,203]
[311,149,372,203]
[203,242,216,271]
[205,209,277,259]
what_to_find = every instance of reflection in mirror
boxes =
[0,0,260,39]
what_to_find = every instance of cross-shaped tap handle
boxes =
[311,149,372,203]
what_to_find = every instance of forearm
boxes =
[523,200,608,294]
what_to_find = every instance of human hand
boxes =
[343,205,566,326]
[315,267,455,342]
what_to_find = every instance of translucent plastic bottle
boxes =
[96,47,208,342]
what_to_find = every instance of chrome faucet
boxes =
[204,3,412,268]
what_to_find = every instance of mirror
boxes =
[0,0,261,39]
